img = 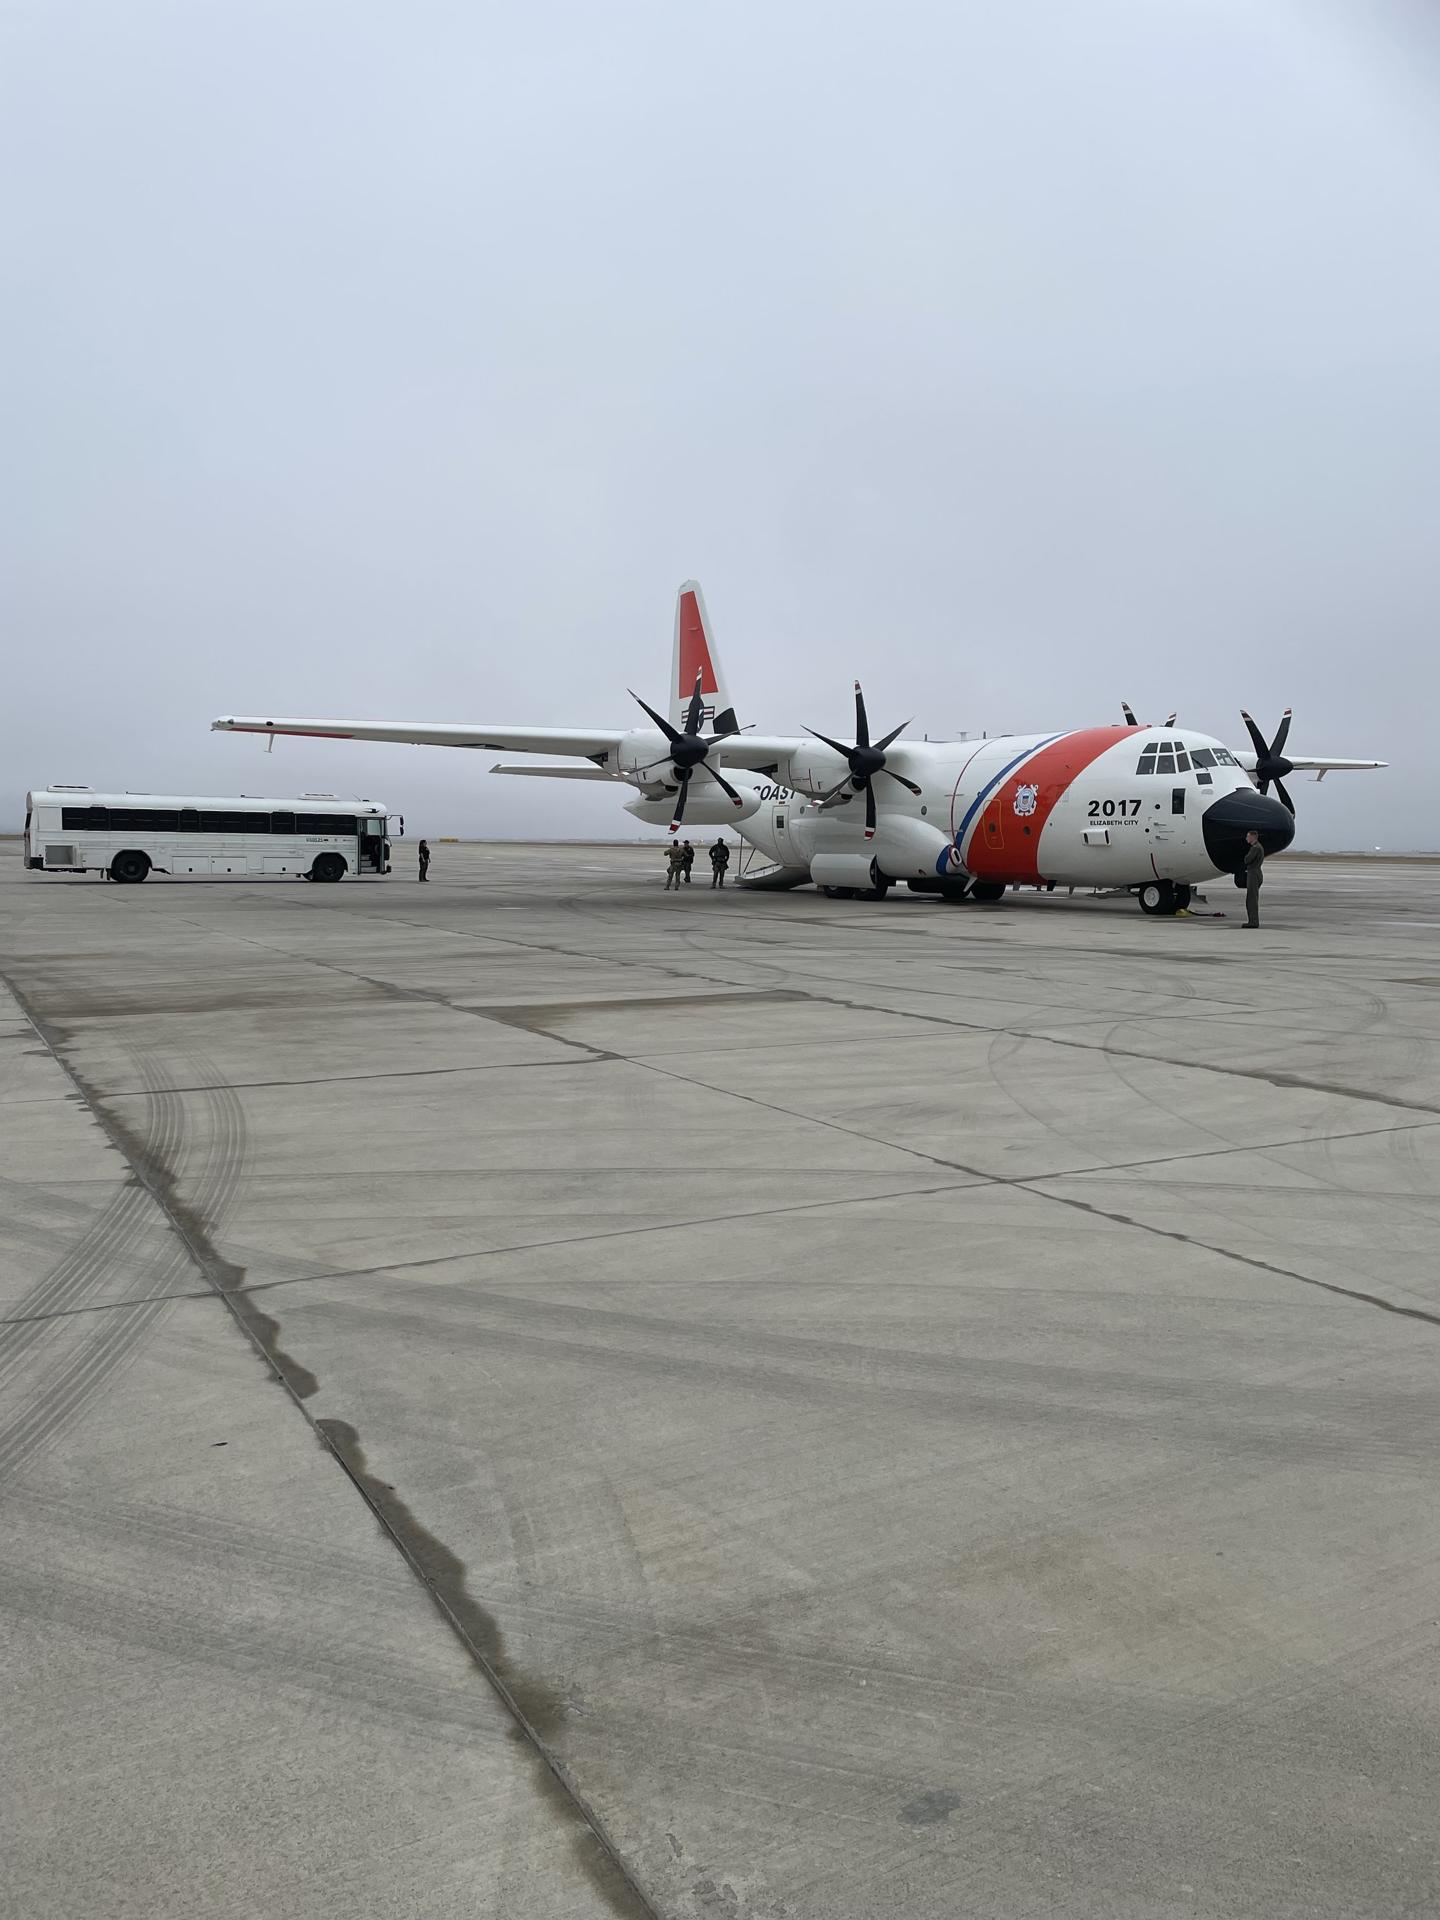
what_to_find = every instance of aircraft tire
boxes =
[109,851,151,884]
[1138,881,1179,915]
[969,881,1006,903]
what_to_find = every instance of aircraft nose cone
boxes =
[1202,787,1295,874]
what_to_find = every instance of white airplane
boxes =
[213,582,1385,915]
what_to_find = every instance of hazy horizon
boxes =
[5,2,1436,853]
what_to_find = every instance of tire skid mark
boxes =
[0,1048,253,1483]
[0,1056,188,1481]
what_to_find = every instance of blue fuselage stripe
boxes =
[953,733,1065,851]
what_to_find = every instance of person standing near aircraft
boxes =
[681,839,695,884]
[418,838,431,882]
[1242,829,1264,927]
[665,842,685,890]
[710,838,731,888]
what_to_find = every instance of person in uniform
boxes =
[680,839,695,884]
[664,842,685,890]
[1241,828,1264,927]
[418,838,431,882]
[709,838,731,888]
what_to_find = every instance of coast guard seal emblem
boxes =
[1013,783,1040,818]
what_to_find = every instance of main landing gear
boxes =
[1137,881,1192,916]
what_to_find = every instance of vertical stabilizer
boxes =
[670,580,738,734]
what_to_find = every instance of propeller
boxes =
[1123,704,1177,727]
[1241,708,1296,813]
[629,672,745,832]
[805,682,922,840]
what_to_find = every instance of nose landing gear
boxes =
[1137,881,1192,916]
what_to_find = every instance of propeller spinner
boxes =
[629,672,745,832]
[1241,708,1296,813]
[806,682,922,840]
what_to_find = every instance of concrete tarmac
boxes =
[3,843,1439,1918]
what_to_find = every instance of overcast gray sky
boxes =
[3,0,1436,846]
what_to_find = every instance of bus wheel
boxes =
[110,851,151,884]
[310,853,346,883]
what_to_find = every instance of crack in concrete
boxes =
[0,969,657,1920]
[314,1419,659,1920]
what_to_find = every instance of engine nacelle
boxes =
[810,852,883,891]
[624,789,761,828]
[870,814,951,879]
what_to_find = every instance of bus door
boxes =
[361,817,387,872]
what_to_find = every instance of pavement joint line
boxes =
[9,1106,1429,1327]
[630,1055,1440,1334]
[764,989,1440,1119]
[0,964,663,1920]
[1012,1181,1440,1332]
[89,1059,600,1098]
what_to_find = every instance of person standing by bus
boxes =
[418,838,431,882]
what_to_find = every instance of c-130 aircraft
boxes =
[213,582,1384,915]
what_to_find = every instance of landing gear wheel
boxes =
[860,863,891,901]
[109,851,150,884]
[310,853,346,883]
[938,879,972,903]
[821,885,858,900]
[969,881,1006,903]
[1138,881,1180,916]
[1173,884,1192,911]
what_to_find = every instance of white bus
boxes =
[23,789,402,883]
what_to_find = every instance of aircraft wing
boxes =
[1234,753,1387,775]
[212,714,806,769]
[212,716,627,759]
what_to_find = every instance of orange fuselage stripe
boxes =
[964,727,1129,882]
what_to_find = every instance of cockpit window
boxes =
[1138,742,1239,775]
[1138,744,1180,774]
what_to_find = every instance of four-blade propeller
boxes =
[805,682,922,840]
[629,672,745,832]
[1241,708,1296,813]
[1122,703,1177,727]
